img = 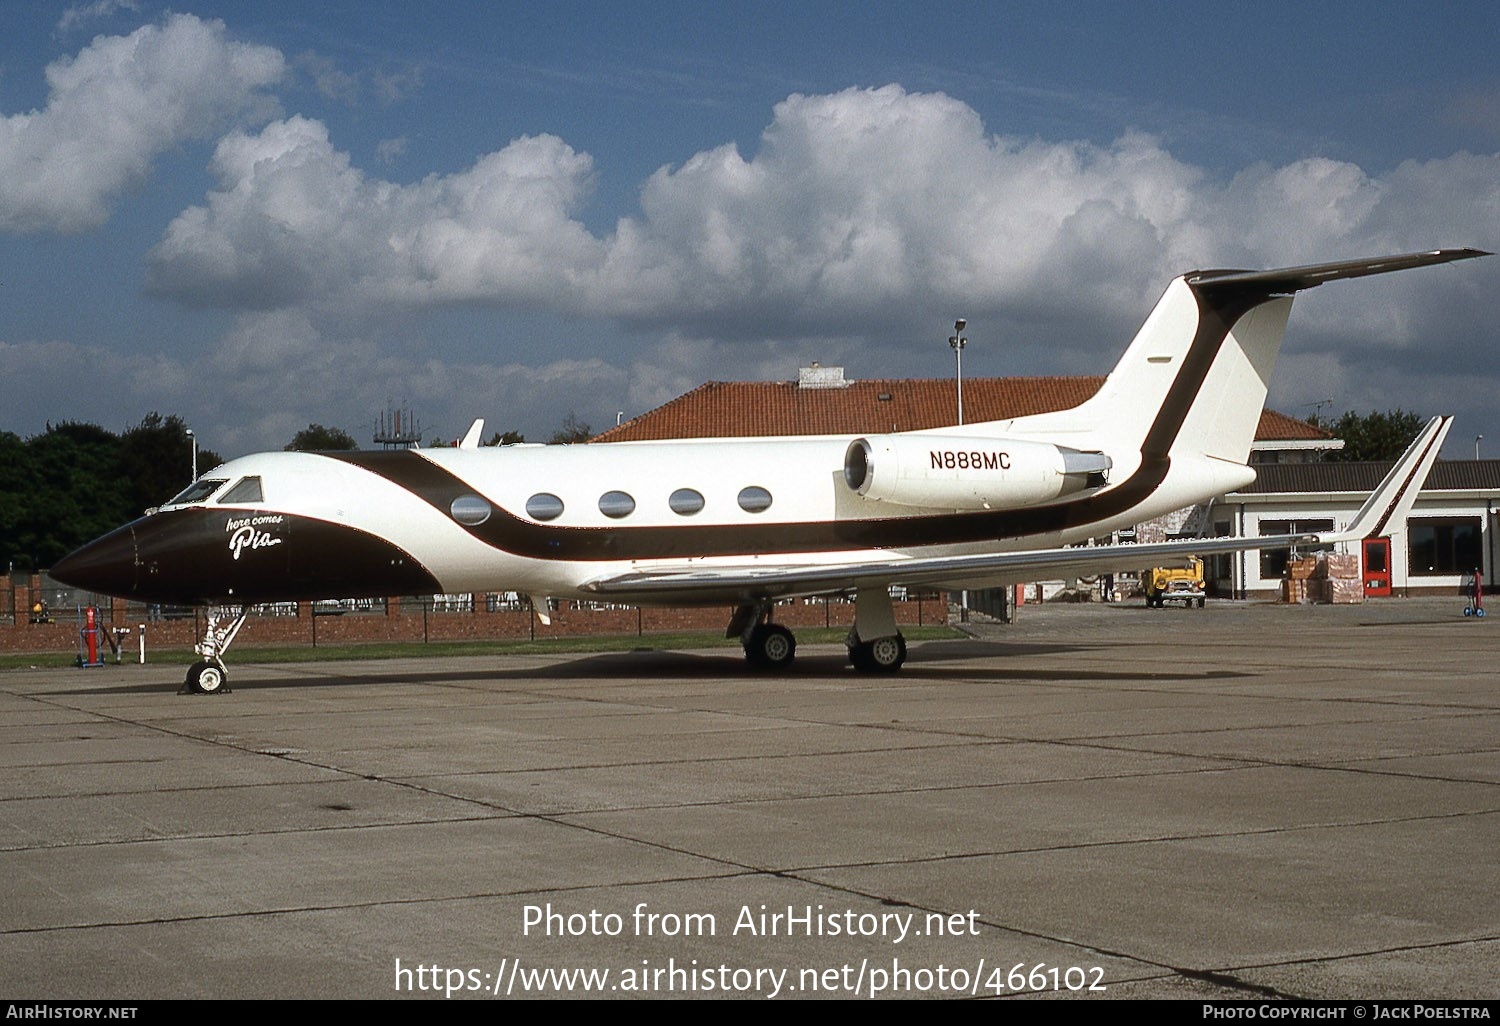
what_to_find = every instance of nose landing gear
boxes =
[179,605,247,695]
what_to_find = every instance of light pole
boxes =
[947,319,970,621]
[1477,435,1484,460]
[948,319,968,425]
[186,428,198,482]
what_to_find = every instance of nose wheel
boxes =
[181,658,230,695]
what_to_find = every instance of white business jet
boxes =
[52,249,1485,692]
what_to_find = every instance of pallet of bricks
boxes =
[1311,551,1362,604]
[1280,556,1319,603]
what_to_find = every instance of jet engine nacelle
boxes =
[843,434,1112,510]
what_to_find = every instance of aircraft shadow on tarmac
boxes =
[38,638,1253,696]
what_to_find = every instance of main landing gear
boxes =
[847,632,907,674]
[844,586,907,674]
[744,621,797,670]
[728,588,908,674]
[179,604,247,695]
[729,604,798,670]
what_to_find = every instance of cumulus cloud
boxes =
[0,315,628,456]
[146,84,1496,348]
[594,89,1213,333]
[293,52,361,105]
[0,13,283,234]
[148,117,605,310]
[127,83,1500,450]
[150,86,1201,330]
[376,136,409,165]
[55,0,140,35]
[170,309,626,451]
[290,51,420,107]
[206,329,626,455]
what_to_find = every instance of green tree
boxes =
[486,429,526,445]
[120,413,222,512]
[0,415,226,572]
[1310,409,1426,462]
[547,412,591,445]
[0,430,39,570]
[11,422,130,570]
[285,423,359,452]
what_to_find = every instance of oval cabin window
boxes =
[450,494,492,526]
[737,486,773,513]
[669,488,705,515]
[598,490,636,519]
[525,493,565,521]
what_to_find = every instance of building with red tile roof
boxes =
[594,366,1500,602]
[594,365,1335,458]
[582,366,1500,600]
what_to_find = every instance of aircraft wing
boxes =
[581,416,1452,603]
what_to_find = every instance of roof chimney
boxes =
[797,363,848,389]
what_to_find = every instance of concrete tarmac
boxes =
[1,597,1497,1000]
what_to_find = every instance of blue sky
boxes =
[1,1,1496,457]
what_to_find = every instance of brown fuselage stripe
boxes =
[330,285,1272,562]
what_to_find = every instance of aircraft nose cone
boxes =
[51,523,139,598]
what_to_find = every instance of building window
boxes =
[1258,519,1334,579]
[599,490,636,519]
[1408,517,1482,576]
[737,486,773,513]
[669,488,705,515]
[525,493,564,521]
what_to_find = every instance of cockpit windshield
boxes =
[219,476,264,504]
[166,478,228,506]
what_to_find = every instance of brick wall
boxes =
[0,596,947,655]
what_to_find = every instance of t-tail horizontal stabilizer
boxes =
[1186,249,1490,293]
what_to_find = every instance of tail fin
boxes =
[1063,276,1290,464]
[1042,249,1487,464]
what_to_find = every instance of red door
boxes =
[1363,537,1393,597]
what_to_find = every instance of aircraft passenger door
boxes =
[1362,537,1393,597]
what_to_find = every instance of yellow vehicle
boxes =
[1143,558,1205,608]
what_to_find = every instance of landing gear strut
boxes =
[180,604,247,695]
[845,587,906,674]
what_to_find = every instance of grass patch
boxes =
[0,625,965,671]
